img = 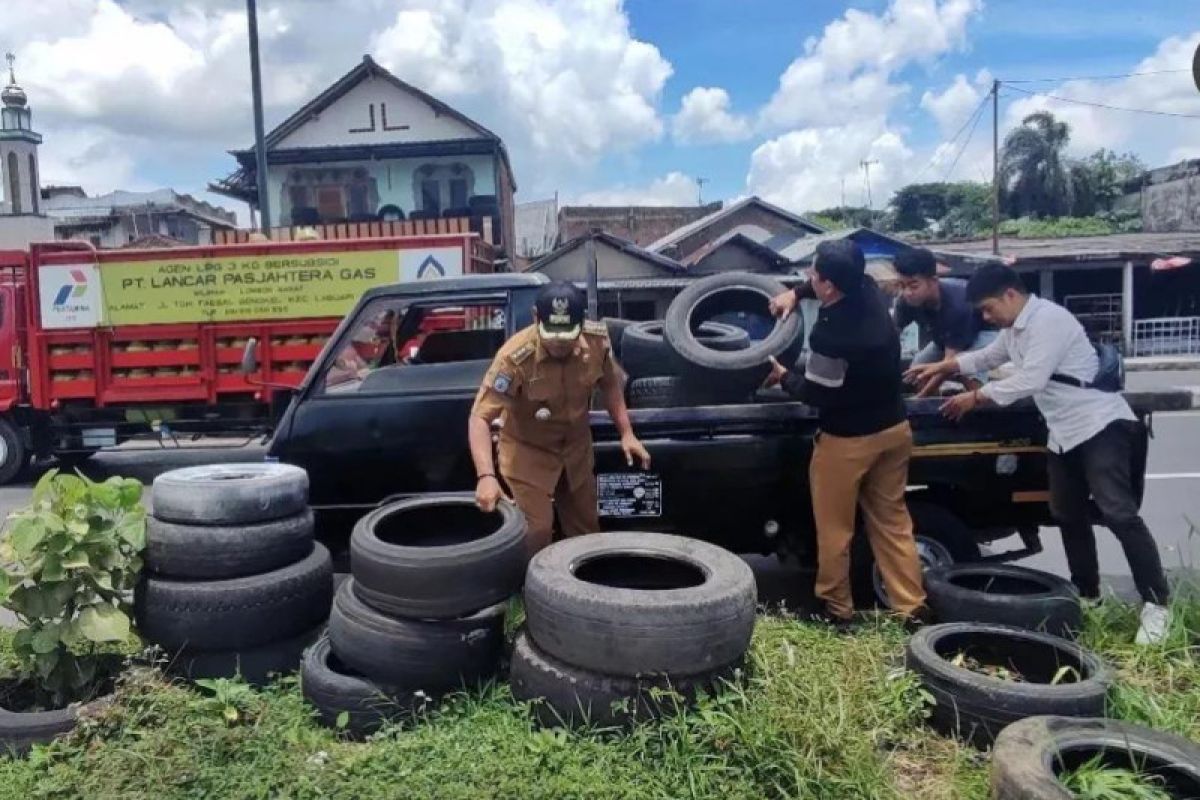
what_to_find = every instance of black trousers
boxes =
[1047,419,1169,604]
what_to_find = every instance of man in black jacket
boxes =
[767,240,926,625]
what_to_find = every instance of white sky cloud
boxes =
[747,120,914,213]
[1,1,1195,225]
[370,0,672,172]
[747,0,982,212]
[760,0,981,130]
[1003,30,1200,164]
[672,87,752,144]
[2,0,671,208]
[572,172,699,206]
[920,69,993,137]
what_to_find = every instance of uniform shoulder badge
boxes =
[492,372,514,394]
[508,342,535,365]
[583,320,608,337]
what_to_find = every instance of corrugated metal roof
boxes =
[42,189,236,228]
[930,232,1200,265]
[646,196,825,252]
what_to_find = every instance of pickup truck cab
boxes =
[267,273,1058,603]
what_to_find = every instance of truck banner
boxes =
[39,245,465,328]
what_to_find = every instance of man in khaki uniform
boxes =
[469,282,651,553]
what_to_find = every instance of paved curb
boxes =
[1126,357,1200,372]
[1124,387,1200,412]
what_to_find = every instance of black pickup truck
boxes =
[257,272,1147,604]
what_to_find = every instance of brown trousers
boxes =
[809,421,926,618]
[507,472,599,555]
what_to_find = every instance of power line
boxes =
[1003,83,1200,119]
[1003,68,1189,84]
[910,91,993,184]
[943,94,988,180]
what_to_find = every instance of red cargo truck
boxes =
[0,233,490,483]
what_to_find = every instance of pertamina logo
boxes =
[53,269,89,308]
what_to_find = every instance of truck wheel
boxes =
[135,543,333,651]
[328,579,506,691]
[620,321,749,381]
[350,494,528,620]
[146,509,315,580]
[851,502,980,609]
[663,272,804,394]
[991,716,1200,799]
[523,532,756,677]
[151,463,309,525]
[300,634,429,737]
[0,417,27,485]
[906,623,1113,748]
[165,624,322,687]
[509,629,742,729]
[926,564,1082,638]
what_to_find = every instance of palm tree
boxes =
[999,111,1075,218]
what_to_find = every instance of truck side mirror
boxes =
[240,338,259,375]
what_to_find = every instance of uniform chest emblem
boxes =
[493,372,513,394]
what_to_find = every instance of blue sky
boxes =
[5,0,1199,221]
[586,0,1200,208]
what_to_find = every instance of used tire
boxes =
[146,509,315,580]
[663,272,804,393]
[510,629,741,729]
[165,624,322,686]
[603,318,636,359]
[626,376,685,408]
[350,495,528,620]
[152,463,309,525]
[327,579,506,691]
[135,543,333,651]
[300,635,430,737]
[905,623,1113,748]
[992,716,1200,800]
[0,417,27,486]
[620,321,750,380]
[524,532,757,677]
[926,564,1082,638]
[0,696,111,756]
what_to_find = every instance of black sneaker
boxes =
[806,608,854,633]
[901,606,935,634]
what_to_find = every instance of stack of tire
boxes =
[511,532,756,728]
[301,494,528,737]
[620,272,806,409]
[905,562,1106,748]
[135,463,333,686]
[908,571,1200,795]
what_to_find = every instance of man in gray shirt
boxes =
[906,264,1171,645]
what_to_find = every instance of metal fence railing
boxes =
[1065,293,1123,347]
[1132,317,1200,357]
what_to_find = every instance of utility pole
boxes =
[859,160,879,209]
[584,232,599,321]
[247,0,271,233]
[696,177,709,206]
[840,177,846,208]
[992,78,1000,255]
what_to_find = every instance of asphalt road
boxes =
[0,371,1195,620]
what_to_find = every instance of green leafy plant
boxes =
[1060,753,1171,800]
[192,678,258,725]
[0,470,146,707]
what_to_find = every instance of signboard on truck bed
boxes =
[38,244,465,329]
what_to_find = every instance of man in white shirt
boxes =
[905,264,1171,645]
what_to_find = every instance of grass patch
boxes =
[0,595,1195,800]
